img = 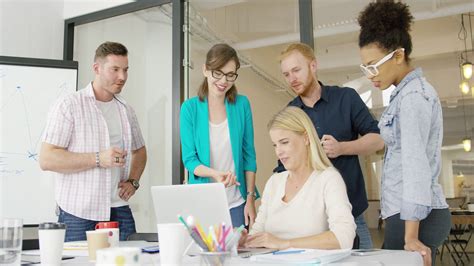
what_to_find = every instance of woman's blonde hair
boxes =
[268,106,332,171]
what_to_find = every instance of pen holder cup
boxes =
[199,251,231,266]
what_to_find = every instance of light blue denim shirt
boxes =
[379,68,448,221]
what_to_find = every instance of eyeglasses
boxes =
[360,48,405,77]
[211,70,238,82]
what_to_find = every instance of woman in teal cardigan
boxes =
[180,43,258,228]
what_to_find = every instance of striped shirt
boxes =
[41,83,145,221]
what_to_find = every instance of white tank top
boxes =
[209,119,245,209]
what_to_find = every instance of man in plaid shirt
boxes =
[40,42,147,241]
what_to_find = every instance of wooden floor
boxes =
[370,229,473,266]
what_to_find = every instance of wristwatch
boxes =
[127,179,140,190]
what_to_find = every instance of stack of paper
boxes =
[62,241,89,257]
[250,248,351,264]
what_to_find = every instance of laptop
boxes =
[150,183,276,257]
[151,183,232,229]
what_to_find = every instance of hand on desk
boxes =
[244,232,289,249]
[118,180,136,201]
[404,238,431,266]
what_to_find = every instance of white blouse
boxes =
[250,167,356,249]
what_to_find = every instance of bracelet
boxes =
[247,191,257,198]
[95,152,100,167]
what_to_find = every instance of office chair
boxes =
[126,232,158,242]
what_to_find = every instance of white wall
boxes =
[63,0,133,19]
[0,0,64,59]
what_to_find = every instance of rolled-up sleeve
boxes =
[399,92,433,220]
[41,97,73,148]
[241,97,257,172]
[324,169,356,249]
[348,88,380,135]
[127,106,145,151]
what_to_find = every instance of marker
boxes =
[179,215,209,251]
[225,224,245,249]
[273,249,305,255]
[177,215,190,231]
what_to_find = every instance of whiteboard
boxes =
[0,56,77,225]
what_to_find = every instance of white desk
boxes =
[23,241,422,265]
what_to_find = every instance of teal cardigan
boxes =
[180,94,259,199]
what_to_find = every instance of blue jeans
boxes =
[383,209,451,266]
[355,214,373,249]
[230,202,245,228]
[58,206,136,242]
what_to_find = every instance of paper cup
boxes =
[157,223,187,265]
[86,230,109,261]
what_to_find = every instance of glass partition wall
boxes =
[185,0,474,228]
[186,0,299,191]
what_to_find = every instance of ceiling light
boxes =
[463,138,471,152]
[462,62,473,79]
[458,13,473,88]
[460,81,470,94]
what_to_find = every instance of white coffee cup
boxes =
[468,203,474,211]
[96,228,119,247]
[96,247,141,266]
[38,222,66,266]
[157,223,187,265]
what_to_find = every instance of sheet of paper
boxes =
[250,248,351,264]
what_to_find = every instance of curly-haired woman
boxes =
[357,2,450,265]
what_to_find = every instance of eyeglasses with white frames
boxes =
[360,48,405,77]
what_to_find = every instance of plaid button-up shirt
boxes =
[42,83,145,221]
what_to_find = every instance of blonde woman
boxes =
[242,107,355,249]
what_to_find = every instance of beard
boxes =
[299,73,317,97]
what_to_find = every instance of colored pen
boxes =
[225,224,245,249]
[177,215,191,231]
[178,215,209,251]
[273,249,305,255]
[191,227,210,251]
